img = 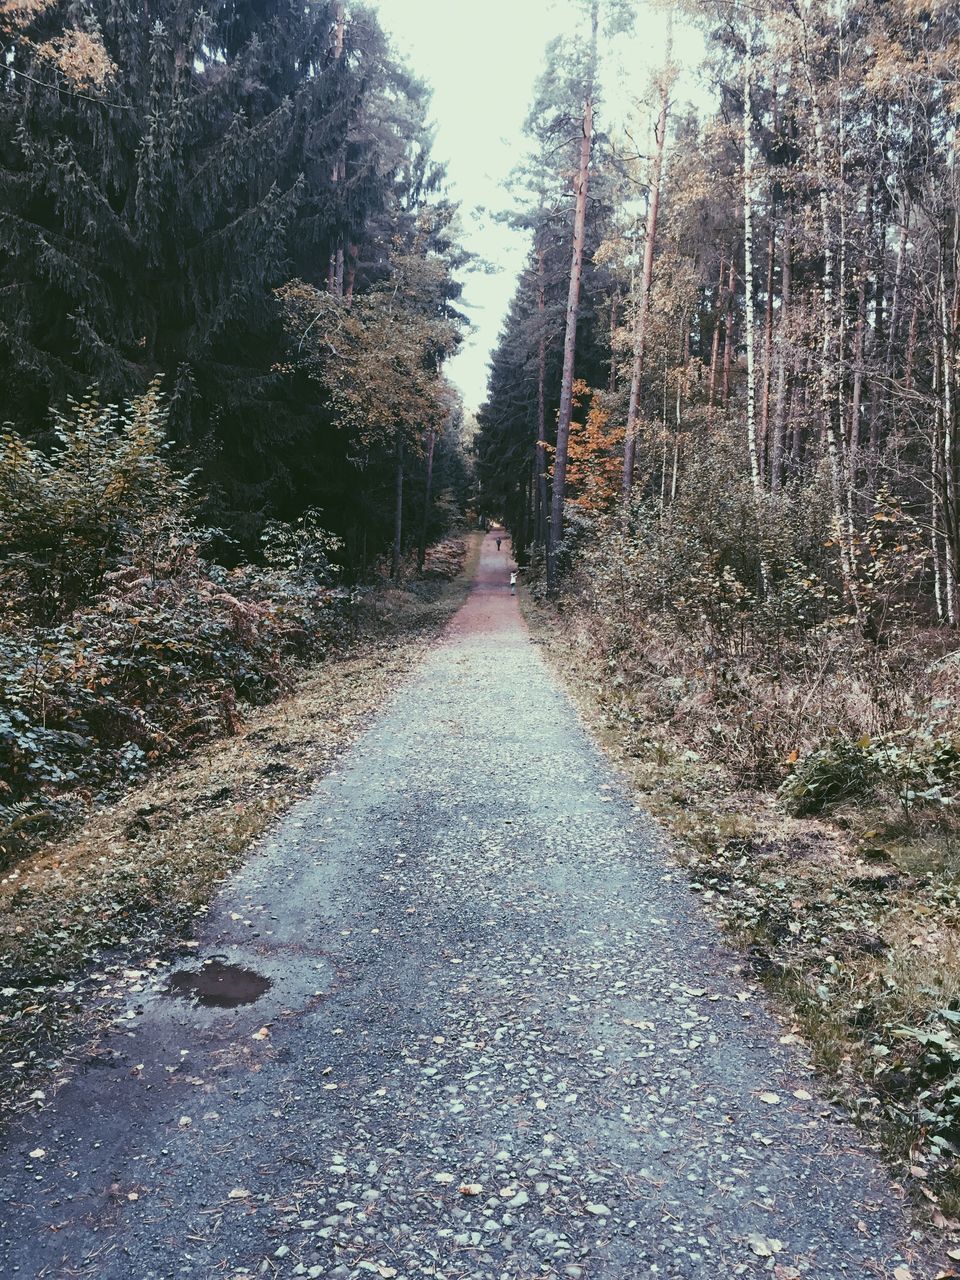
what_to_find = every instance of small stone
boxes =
[585,1203,610,1216]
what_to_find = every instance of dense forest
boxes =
[0,0,471,835]
[478,0,960,784]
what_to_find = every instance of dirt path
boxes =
[0,533,933,1278]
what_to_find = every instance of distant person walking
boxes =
[496,536,502,552]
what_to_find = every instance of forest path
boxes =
[0,532,930,1279]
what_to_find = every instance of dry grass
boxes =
[0,534,481,1119]
[522,590,960,1232]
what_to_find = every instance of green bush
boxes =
[779,730,960,816]
[0,387,349,862]
[0,381,188,623]
[778,738,883,815]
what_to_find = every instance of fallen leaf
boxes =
[747,1233,783,1257]
[894,1268,913,1280]
[227,1187,250,1199]
[774,1267,801,1280]
[458,1183,483,1196]
[251,1027,270,1041]
[759,1092,781,1105]
[793,1089,812,1100]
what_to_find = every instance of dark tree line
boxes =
[478,0,960,632]
[0,0,469,566]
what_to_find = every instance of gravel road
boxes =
[0,532,934,1279]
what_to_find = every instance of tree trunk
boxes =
[548,0,597,588]
[417,424,437,573]
[535,244,549,546]
[760,219,776,482]
[904,295,920,392]
[608,287,619,393]
[707,257,725,421]
[790,349,809,466]
[659,363,669,510]
[391,437,404,581]
[327,3,347,296]
[671,357,682,504]
[344,241,358,303]
[771,205,792,491]
[803,34,860,619]
[932,344,946,622]
[868,199,909,483]
[940,254,958,623]
[622,13,672,504]
[848,180,873,491]
[742,23,762,498]
[722,257,735,404]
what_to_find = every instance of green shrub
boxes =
[0,386,349,863]
[0,382,188,623]
[778,738,883,815]
[779,730,960,816]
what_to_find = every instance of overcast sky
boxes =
[369,0,704,412]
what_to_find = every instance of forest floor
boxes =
[0,532,941,1279]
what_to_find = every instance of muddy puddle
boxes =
[167,959,272,1008]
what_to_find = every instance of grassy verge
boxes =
[0,534,481,1119]
[521,588,960,1233]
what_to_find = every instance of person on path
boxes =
[496,537,502,551]
[510,571,517,595]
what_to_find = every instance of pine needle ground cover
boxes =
[0,533,481,1122]
[523,589,960,1228]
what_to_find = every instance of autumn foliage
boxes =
[564,382,625,514]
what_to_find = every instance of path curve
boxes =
[0,534,931,1278]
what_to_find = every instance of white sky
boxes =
[369,0,706,411]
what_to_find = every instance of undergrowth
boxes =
[523,583,960,1228]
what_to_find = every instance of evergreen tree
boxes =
[0,0,465,551]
